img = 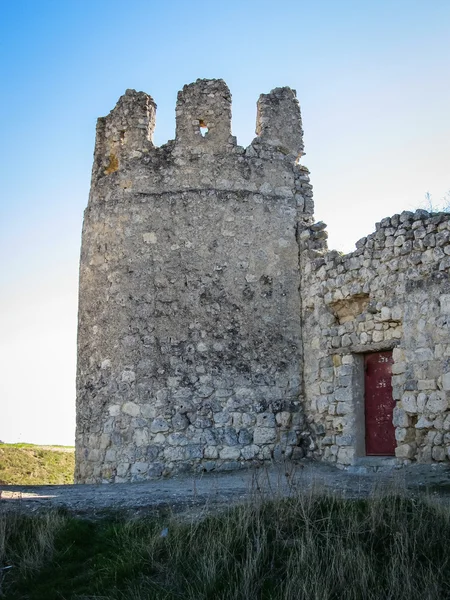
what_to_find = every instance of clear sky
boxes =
[1,0,449,445]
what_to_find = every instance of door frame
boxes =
[353,350,396,459]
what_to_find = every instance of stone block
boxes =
[432,446,446,461]
[241,444,259,460]
[141,404,157,419]
[148,463,164,478]
[117,463,130,477]
[172,413,189,430]
[146,445,160,461]
[417,392,427,412]
[417,379,437,391]
[425,392,448,414]
[219,447,241,460]
[337,447,354,464]
[167,432,189,446]
[415,348,434,362]
[391,362,406,375]
[253,427,277,444]
[275,411,291,427]
[150,417,170,433]
[416,416,433,429]
[392,406,410,427]
[401,394,417,414]
[238,429,253,445]
[441,296,450,314]
[121,370,136,383]
[335,434,354,446]
[317,396,330,413]
[213,411,232,425]
[185,445,203,459]
[380,307,391,321]
[164,447,185,461]
[395,443,415,459]
[223,427,239,445]
[395,428,407,442]
[104,448,116,462]
[256,412,276,427]
[99,433,111,449]
[372,331,384,343]
[204,446,218,459]
[87,449,101,462]
[122,402,140,417]
[335,387,352,403]
[242,413,256,427]
[442,372,450,391]
[280,430,298,445]
[130,461,148,475]
[133,429,149,446]
[336,402,352,415]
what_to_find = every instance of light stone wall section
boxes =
[300,211,450,467]
[76,79,313,483]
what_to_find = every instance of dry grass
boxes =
[0,483,449,599]
[0,443,74,485]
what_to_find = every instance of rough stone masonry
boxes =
[75,79,450,483]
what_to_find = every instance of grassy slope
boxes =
[1,494,449,600]
[0,443,74,485]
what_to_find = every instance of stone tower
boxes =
[75,79,314,483]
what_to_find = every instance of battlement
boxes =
[91,79,305,183]
[255,87,304,158]
[93,89,156,178]
[175,78,235,153]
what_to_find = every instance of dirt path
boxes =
[1,461,449,519]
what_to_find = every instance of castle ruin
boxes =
[75,79,450,483]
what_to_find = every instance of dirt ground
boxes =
[1,460,449,519]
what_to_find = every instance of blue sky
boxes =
[1,0,449,444]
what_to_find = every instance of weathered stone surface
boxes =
[122,402,140,417]
[219,447,241,460]
[150,418,170,434]
[300,187,450,467]
[395,444,416,459]
[253,428,277,445]
[75,78,450,483]
[442,372,450,391]
[401,394,418,414]
[75,79,307,483]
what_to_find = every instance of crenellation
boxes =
[255,87,304,159]
[174,79,235,153]
[91,90,156,187]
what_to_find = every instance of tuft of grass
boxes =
[0,491,449,599]
[0,444,74,485]
[422,190,450,213]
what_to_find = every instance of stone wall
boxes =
[300,211,450,467]
[75,80,313,483]
[76,78,450,483]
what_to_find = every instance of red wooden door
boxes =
[364,351,395,456]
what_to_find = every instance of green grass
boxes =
[1,492,449,599]
[0,443,74,485]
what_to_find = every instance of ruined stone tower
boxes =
[75,80,313,483]
[76,79,450,484]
